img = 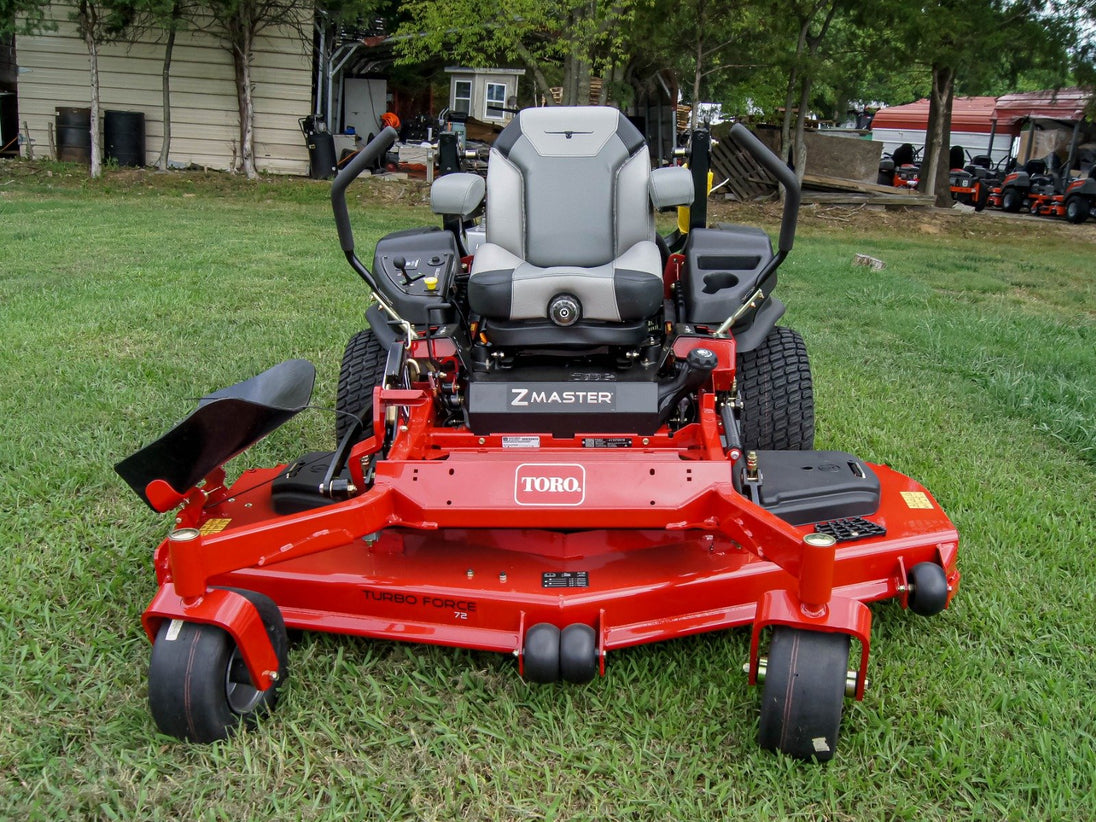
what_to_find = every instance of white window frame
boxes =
[452,80,472,115]
[484,82,507,120]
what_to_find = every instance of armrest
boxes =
[649,166,695,209]
[430,172,486,217]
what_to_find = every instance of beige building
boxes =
[16,5,312,174]
[444,67,524,124]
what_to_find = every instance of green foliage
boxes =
[397,0,628,68]
[69,0,145,43]
[395,0,639,104]
[1,0,51,36]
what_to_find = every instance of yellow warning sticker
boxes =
[900,491,933,510]
[199,518,232,535]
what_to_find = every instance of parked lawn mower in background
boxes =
[877,143,997,211]
[876,142,921,189]
[1026,167,1096,223]
[948,147,1005,211]
[989,156,1055,213]
[989,154,1096,223]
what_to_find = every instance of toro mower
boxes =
[116,107,959,761]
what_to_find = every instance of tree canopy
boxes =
[392,0,1088,124]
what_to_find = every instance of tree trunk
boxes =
[691,33,703,129]
[562,53,593,106]
[597,64,622,106]
[780,18,809,165]
[779,68,797,165]
[83,22,102,178]
[576,60,591,105]
[514,41,554,105]
[793,75,811,185]
[933,82,956,207]
[921,64,955,201]
[157,22,176,171]
[232,35,256,178]
[562,54,576,105]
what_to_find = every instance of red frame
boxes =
[139,334,960,698]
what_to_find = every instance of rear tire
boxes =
[758,627,850,762]
[1065,196,1089,224]
[336,329,388,444]
[737,327,814,451]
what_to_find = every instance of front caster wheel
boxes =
[907,561,949,616]
[758,627,850,762]
[148,589,288,742]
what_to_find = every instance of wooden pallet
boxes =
[710,136,777,201]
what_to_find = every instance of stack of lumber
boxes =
[799,174,936,206]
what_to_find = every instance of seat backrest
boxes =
[484,106,653,269]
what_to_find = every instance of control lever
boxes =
[657,348,718,424]
[392,255,411,284]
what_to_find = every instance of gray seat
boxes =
[465,106,692,346]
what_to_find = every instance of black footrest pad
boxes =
[813,517,886,543]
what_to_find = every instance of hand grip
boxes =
[729,123,800,254]
[331,127,399,253]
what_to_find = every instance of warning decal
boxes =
[900,491,933,510]
[199,518,232,535]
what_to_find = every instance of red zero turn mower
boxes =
[116,108,959,761]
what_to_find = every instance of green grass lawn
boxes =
[1,161,1095,820]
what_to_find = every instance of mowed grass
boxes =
[1,162,1095,820]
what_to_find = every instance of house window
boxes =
[485,82,507,119]
[453,80,471,115]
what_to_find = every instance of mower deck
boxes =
[144,434,958,687]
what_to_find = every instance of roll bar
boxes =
[330,126,399,291]
[711,125,802,337]
[728,123,800,254]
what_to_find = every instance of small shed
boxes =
[993,88,1095,166]
[444,67,524,124]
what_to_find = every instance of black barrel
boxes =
[306,131,336,179]
[104,110,146,167]
[56,107,91,164]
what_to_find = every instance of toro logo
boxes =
[514,463,586,506]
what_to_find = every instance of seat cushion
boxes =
[469,240,663,323]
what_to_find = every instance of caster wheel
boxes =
[559,624,598,684]
[907,561,949,616]
[523,622,560,683]
[148,588,288,742]
[1001,188,1022,212]
[973,182,989,212]
[758,627,850,762]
